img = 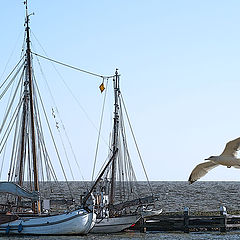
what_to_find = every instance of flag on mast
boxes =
[99,82,105,93]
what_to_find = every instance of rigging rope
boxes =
[31,52,114,80]
[0,62,25,101]
[8,79,24,182]
[38,55,110,148]
[32,78,50,183]
[0,138,7,180]
[31,63,59,191]
[36,120,59,183]
[34,51,86,182]
[34,76,74,198]
[0,68,24,134]
[34,101,59,182]
[21,30,27,58]
[120,94,153,194]
[0,97,23,156]
[0,29,24,83]
[93,152,112,182]
[0,56,25,90]
[118,99,140,199]
[0,65,24,180]
[30,34,112,151]
[91,79,109,181]
[52,109,75,180]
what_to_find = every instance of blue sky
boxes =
[1,1,240,181]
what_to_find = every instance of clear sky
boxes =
[1,1,240,181]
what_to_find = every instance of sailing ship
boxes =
[82,70,161,233]
[0,1,95,235]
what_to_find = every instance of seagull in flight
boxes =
[188,137,240,184]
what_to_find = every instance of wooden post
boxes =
[183,207,189,233]
[219,206,227,232]
[139,217,146,233]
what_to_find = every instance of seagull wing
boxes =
[221,137,240,157]
[188,161,219,184]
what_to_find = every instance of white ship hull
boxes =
[0,209,95,235]
[91,214,140,233]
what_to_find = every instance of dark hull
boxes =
[0,213,18,225]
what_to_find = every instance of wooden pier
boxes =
[131,206,240,233]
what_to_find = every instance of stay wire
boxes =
[34,76,74,199]
[32,73,64,184]
[32,38,112,182]
[0,66,24,179]
[0,56,25,90]
[118,99,139,199]
[33,102,59,183]
[55,122,75,181]
[120,94,153,194]
[0,68,25,134]
[0,97,23,156]
[31,32,112,150]
[8,77,24,182]
[38,56,110,149]
[33,92,58,183]
[91,79,109,181]
[31,52,114,80]
[32,76,48,183]
[34,52,86,182]
[0,61,25,101]
[0,29,24,82]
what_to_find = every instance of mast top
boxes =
[24,0,28,16]
[24,0,34,25]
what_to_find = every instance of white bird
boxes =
[188,137,240,184]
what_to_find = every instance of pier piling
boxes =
[183,207,189,233]
[220,206,227,232]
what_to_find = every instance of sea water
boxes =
[2,232,240,240]
[2,181,240,239]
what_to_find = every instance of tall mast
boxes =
[18,80,28,187]
[25,0,40,213]
[109,69,120,213]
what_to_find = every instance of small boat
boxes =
[0,1,95,235]
[92,215,140,233]
[82,70,161,233]
[0,205,94,235]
